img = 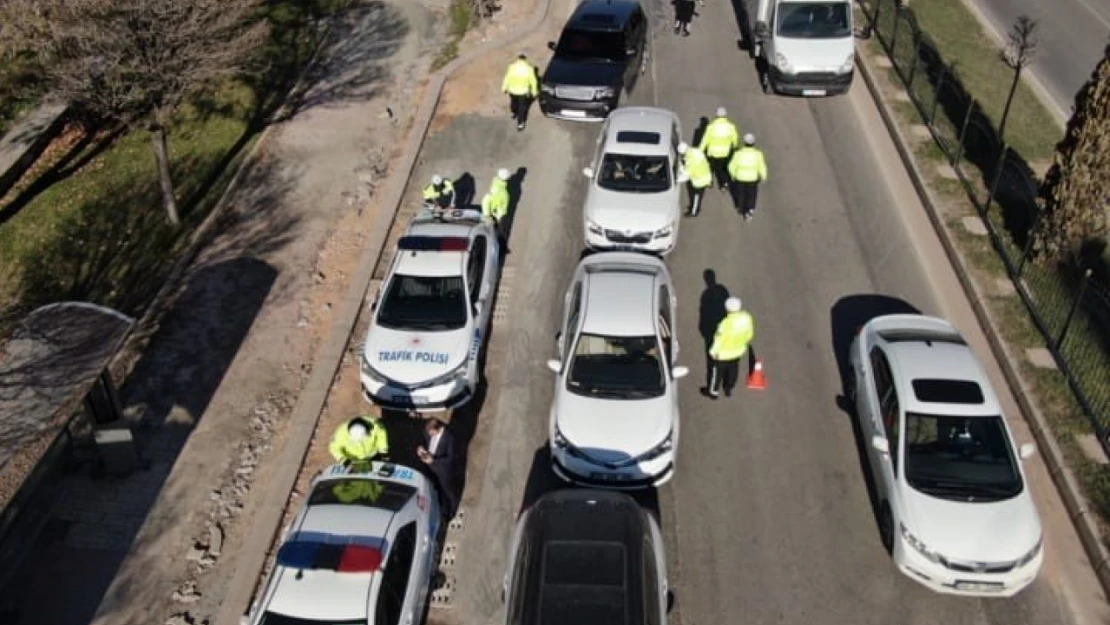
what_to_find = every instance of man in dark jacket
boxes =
[672,0,699,36]
[417,418,459,519]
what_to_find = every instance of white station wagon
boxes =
[546,251,688,489]
[849,314,1043,597]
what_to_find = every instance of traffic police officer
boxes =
[727,133,768,220]
[481,168,512,243]
[422,175,455,209]
[698,107,740,190]
[502,53,539,131]
[332,479,385,504]
[329,415,390,467]
[677,142,712,216]
[704,297,755,399]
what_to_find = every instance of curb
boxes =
[855,44,1110,599]
[213,1,555,623]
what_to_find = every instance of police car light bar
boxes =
[397,236,470,252]
[276,540,383,573]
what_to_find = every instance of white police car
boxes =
[244,462,443,625]
[361,208,502,412]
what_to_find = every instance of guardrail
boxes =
[856,0,1110,460]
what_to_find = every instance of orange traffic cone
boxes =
[747,358,766,390]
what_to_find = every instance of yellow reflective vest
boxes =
[502,59,538,97]
[481,178,510,220]
[332,480,384,503]
[422,179,455,202]
[329,418,389,463]
[728,147,768,183]
[709,311,755,361]
[682,147,713,189]
[699,117,740,158]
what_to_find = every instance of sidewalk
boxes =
[2,3,445,625]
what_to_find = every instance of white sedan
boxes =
[360,208,501,412]
[546,251,689,489]
[849,314,1043,597]
[244,462,443,625]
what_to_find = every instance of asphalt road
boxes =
[962,0,1110,117]
[433,0,1095,623]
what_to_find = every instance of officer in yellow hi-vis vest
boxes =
[332,479,384,504]
[703,297,755,399]
[677,142,712,217]
[697,107,740,190]
[727,133,768,221]
[502,53,539,131]
[329,416,389,467]
[422,175,455,209]
[481,168,512,244]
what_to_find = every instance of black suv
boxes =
[539,0,649,121]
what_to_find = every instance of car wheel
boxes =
[878,502,894,554]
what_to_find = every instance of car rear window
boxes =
[308,479,416,511]
[911,379,985,404]
[544,541,626,586]
[540,541,628,625]
[615,131,660,145]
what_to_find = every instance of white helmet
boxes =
[743,133,756,145]
[716,106,728,118]
[677,142,688,154]
[497,168,511,180]
[431,174,443,185]
[725,297,742,312]
[348,421,368,441]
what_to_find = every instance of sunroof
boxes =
[911,379,985,404]
[615,131,661,145]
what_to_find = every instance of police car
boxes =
[361,208,502,412]
[244,462,443,625]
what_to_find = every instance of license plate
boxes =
[954,581,1003,592]
[591,472,629,481]
[562,109,587,118]
[802,89,827,96]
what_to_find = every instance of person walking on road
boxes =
[727,133,767,220]
[328,415,390,467]
[423,174,456,209]
[672,0,697,36]
[502,52,539,131]
[417,418,459,519]
[702,297,755,399]
[698,107,740,190]
[481,168,512,244]
[677,142,712,216]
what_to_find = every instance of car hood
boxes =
[543,57,626,87]
[774,36,853,72]
[902,484,1041,562]
[362,324,472,385]
[585,186,677,231]
[555,391,674,461]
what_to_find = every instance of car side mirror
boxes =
[582,166,594,178]
[676,170,689,183]
[1019,442,1036,460]
[473,301,482,317]
[546,359,562,373]
[672,366,689,379]
[547,41,556,50]
[871,435,889,454]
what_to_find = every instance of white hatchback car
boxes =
[546,251,688,489]
[361,208,501,412]
[582,107,686,255]
[848,314,1043,597]
[244,462,443,625]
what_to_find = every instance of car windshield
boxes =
[568,333,665,398]
[776,2,851,38]
[555,28,627,61]
[903,413,1024,501]
[259,613,363,625]
[377,274,467,331]
[597,153,671,192]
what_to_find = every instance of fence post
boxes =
[1015,206,1040,277]
[982,142,1008,215]
[929,64,948,126]
[953,98,974,171]
[890,7,901,55]
[907,31,921,88]
[1057,268,1093,349]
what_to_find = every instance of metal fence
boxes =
[856,0,1110,458]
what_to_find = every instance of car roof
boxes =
[578,253,666,337]
[517,490,649,625]
[603,108,676,157]
[262,464,429,622]
[870,315,1003,416]
[392,209,486,278]
[568,0,641,29]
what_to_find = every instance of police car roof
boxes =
[394,219,475,278]
[603,108,677,157]
[568,0,641,29]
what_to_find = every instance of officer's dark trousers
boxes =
[510,94,531,124]
[687,183,706,215]
[730,180,759,214]
[707,357,740,395]
[708,156,730,189]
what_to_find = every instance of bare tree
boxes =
[0,0,268,226]
[998,14,1038,144]
[1033,40,1110,265]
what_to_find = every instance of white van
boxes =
[749,0,855,96]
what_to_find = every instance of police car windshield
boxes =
[378,274,467,331]
[568,333,665,398]
[775,2,851,39]
[598,154,671,192]
[903,413,1024,502]
[555,28,627,61]
[259,613,363,625]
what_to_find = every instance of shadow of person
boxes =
[501,166,528,254]
[690,116,709,148]
[698,269,730,352]
[453,172,476,208]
